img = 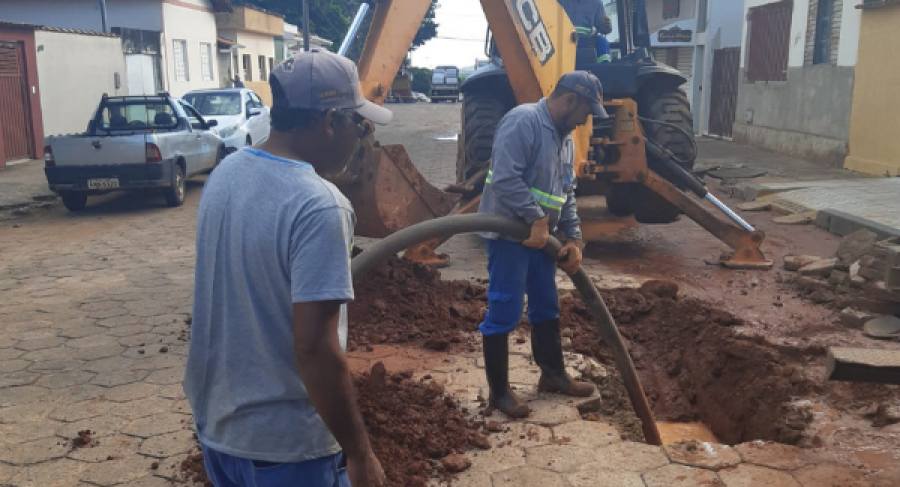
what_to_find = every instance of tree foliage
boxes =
[410,67,432,94]
[232,0,439,55]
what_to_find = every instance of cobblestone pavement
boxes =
[0,104,883,486]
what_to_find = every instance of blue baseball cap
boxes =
[558,71,609,119]
[270,49,393,125]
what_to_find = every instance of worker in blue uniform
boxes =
[477,72,608,417]
[559,0,614,63]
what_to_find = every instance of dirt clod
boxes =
[72,430,94,448]
[159,346,168,353]
[441,453,472,473]
[150,461,159,470]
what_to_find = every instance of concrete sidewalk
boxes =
[0,160,56,214]
[697,139,900,237]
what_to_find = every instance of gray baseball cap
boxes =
[270,49,393,125]
[558,71,609,119]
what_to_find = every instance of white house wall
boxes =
[234,31,276,83]
[161,0,220,96]
[34,30,127,136]
[0,0,163,32]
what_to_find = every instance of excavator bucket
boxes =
[333,136,458,239]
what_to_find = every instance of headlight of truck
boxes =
[218,124,239,139]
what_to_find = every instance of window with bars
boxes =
[745,1,792,82]
[242,54,252,81]
[173,40,189,82]
[200,42,214,81]
[258,55,267,82]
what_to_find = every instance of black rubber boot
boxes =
[483,333,531,418]
[532,319,595,397]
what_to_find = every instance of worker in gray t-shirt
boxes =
[184,50,392,487]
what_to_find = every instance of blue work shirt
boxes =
[558,0,611,33]
[184,148,355,463]
[478,99,582,241]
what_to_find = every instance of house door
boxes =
[126,54,157,95]
[709,47,740,138]
[0,40,33,162]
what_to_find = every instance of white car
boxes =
[183,88,270,153]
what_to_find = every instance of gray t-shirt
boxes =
[184,148,355,463]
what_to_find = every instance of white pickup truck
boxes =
[43,93,225,211]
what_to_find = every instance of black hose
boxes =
[351,214,663,445]
[639,116,699,165]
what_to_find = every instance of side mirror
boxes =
[206,119,218,128]
[248,108,262,118]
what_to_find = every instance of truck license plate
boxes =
[87,178,119,190]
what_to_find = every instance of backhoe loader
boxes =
[331,0,771,269]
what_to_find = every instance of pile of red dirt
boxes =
[177,362,486,487]
[356,362,487,486]
[349,257,486,351]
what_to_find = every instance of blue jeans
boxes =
[479,238,560,336]
[201,443,350,487]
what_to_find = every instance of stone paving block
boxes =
[14,337,65,351]
[0,400,54,424]
[665,441,742,471]
[552,421,621,448]
[28,358,82,372]
[171,399,191,415]
[143,367,183,385]
[585,441,669,473]
[493,465,568,487]
[56,416,129,441]
[131,307,178,318]
[80,453,155,486]
[0,370,40,388]
[67,434,141,463]
[526,444,602,473]
[91,368,152,388]
[524,399,582,427]
[0,419,61,443]
[0,359,31,373]
[0,436,70,465]
[791,462,868,487]
[66,334,121,349]
[486,422,553,449]
[431,468,493,487]
[85,307,129,320]
[642,463,724,487]
[48,400,114,423]
[107,397,175,420]
[132,354,184,371]
[465,446,527,475]
[0,461,14,485]
[79,300,124,312]
[122,413,191,438]
[10,458,87,487]
[36,370,96,389]
[83,356,135,374]
[734,441,815,471]
[96,315,143,328]
[153,454,185,480]
[157,383,186,400]
[139,429,196,458]
[59,384,108,403]
[120,475,178,486]
[566,466,645,487]
[144,314,188,327]
[118,333,161,348]
[107,324,156,338]
[20,346,76,362]
[718,464,801,487]
[102,383,160,403]
[73,344,126,361]
[509,365,541,385]
[57,325,110,339]
[0,348,25,361]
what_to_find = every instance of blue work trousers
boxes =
[200,442,350,487]
[479,238,560,336]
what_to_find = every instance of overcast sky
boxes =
[409,0,489,69]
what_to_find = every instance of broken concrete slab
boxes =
[773,212,816,225]
[784,255,823,272]
[737,200,773,212]
[839,308,875,329]
[836,229,879,264]
[798,259,838,277]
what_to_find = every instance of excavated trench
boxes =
[349,257,900,451]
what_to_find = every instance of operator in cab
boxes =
[476,72,609,418]
[559,0,614,63]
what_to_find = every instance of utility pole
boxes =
[302,0,311,51]
[98,0,109,33]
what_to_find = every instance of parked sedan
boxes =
[183,88,270,153]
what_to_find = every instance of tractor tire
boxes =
[625,88,695,224]
[458,91,510,188]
